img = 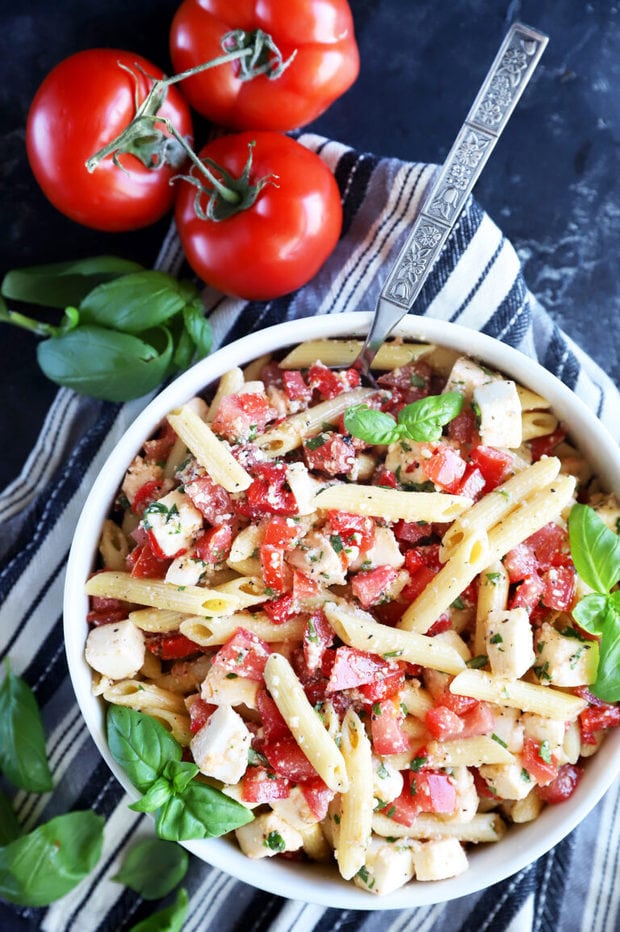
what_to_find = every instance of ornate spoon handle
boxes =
[355,22,548,375]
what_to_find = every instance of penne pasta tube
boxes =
[440,457,561,559]
[323,602,466,676]
[205,367,245,422]
[167,404,252,493]
[180,612,306,647]
[213,576,267,610]
[426,735,516,768]
[313,484,473,523]
[278,339,434,371]
[128,608,187,633]
[243,352,272,382]
[450,669,588,719]
[372,812,506,843]
[474,561,509,656]
[85,571,240,617]
[516,385,551,411]
[336,709,374,880]
[255,387,375,457]
[98,519,129,571]
[103,680,191,745]
[521,411,558,442]
[264,653,349,793]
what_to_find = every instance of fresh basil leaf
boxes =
[573,592,610,634]
[591,605,620,702]
[107,706,181,793]
[568,504,620,594]
[129,776,174,814]
[0,660,53,793]
[343,404,401,445]
[397,392,464,442]
[161,759,200,794]
[129,887,189,932]
[1,256,143,309]
[0,789,22,845]
[156,781,254,841]
[37,325,173,401]
[182,300,212,360]
[112,838,188,901]
[79,272,197,334]
[172,325,196,371]
[0,811,104,906]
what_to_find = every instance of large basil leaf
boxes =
[155,781,254,841]
[0,661,53,793]
[0,790,22,845]
[112,838,188,900]
[129,887,188,932]
[79,272,199,334]
[1,256,143,309]
[107,706,181,792]
[568,504,620,594]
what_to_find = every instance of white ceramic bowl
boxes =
[64,312,620,909]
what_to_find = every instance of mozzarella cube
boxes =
[235,812,303,859]
[385,441,430,486]
[444,356,495,399]
[285,462,325,515]
[354,840,415,895]
[190,704,251,784]
[412,837,468,881]
[534,622,599,687]
[288,530,347,585]
[271,786,320,830]
[478,763,533,800]
[449,766,478,823]
[350,526,405,572]
[141,489,203,558]
[165,549,206,586]
[484,608,535,679]
[522,713,566,756]
[490,706,524,753]
[473,379,522,448]
[121,456,164,506]
[201,664,259,709]
[372,755,404,805]
[85,620,145,680]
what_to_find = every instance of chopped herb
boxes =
[400,702,409,716]
[466,654,488,669]
[382,650,403,659]
[248,748,269,767]
[558,626,589,642]
[306,618,319,644]
[521,768,532,782]
[570,646,587,669]
[376,761,390,780]
[490,633,503,645]
[305,433,327,450]
[372,703,382,717]
[330,534,344,553]
[410,755,427,772]
[491,733,508,748]
[374,798,387,811]
[486,572,502,584]
[539,740,552,763]
[225,673,238,680]
[386,805,396,818]
[264,831,286,852]
[333,814,341,825]
[533,662,551,682]
[409,778,417,796]
[451,596,466,610]
[410,372,426,389]
[356,866,375,889]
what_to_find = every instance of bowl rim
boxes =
[63,312,620,910]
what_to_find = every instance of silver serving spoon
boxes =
[352,22,548,380]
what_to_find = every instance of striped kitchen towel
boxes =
[1,134,618,932]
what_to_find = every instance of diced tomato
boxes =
[262,736,319,782]
[402,565,437,603]
[263,515,302,549]
[212,628,272,681]
[374,466,398,488]
[292,569,321,602]
[326,646,396,693]
[394,520,433,545]
[303,432,356,476]
[299,777,334,820]
[303,610,334,673]
[326,511,375,551]
[307,362,361,399]
[529,427,566,462]
[241,766,290,803]
[186,696,217,734]
[376,362,432,405]
[526,523,568,570]
[521,737,558,785]
[146,633,203,660]
[425,705,465,741]
[257,687,290,742]
[127,541,171,579]
[470,445,513,491]
[131,478,166,516]
[472,766,497,800]
[503,544,538,583]
[373,598,408,628]
[456,464,486,500]
[536,764,583,803]
[86,591,128,626]
[143,421,178,464]
[236,463,298,518]
[282,369,312,403]
[438,690,479,716]
[403,549,426,575]
[424,444,467,492]
[541,565,575,611]
[211,391,275,441]
[510,573,544,612]
[425,614,452,636]
[259,361,284,390]
[351,565,399,608]
[260,544,292,594]
[195,524,233,564]
[263,592,297,625]
[184,475,232,525]
[579,702,620,744]
[460,701,495,737]
[387,771,456,826]
[371,698,410,755]
[358,665,406,704]
[146,528,187,562]
[448,405,479,446]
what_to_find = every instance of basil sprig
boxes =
[130,887,189,932]
[0,659,53,793]
[569,504,620,701]
[107,706,254,841]
[0,811,104,907]
[0,257,211,402]
[112,838,188,901]
[344,392,463,445]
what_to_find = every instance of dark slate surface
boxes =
[1,0,619,492]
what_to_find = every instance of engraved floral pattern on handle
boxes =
[472,36,539,129]
[386,220,447,304]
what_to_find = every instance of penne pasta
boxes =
[103,680,191,745]
[179,612,306,647]
[336,709,374,880]
[128,608,187,633]
[426,735,516,768]
[167,404,252,493]
[449,669,588,719]
[278,339,434,371]
[85,571,240,616]
[98,519,129,571]
[521,410,558,441]
[313,484,473,523]
[205,367,245,422]
[372,812,506,843]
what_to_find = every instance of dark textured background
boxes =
[1,0,619,491]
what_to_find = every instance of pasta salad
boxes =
[84,338,620,895]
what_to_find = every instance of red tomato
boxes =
[351,566,399,609]
[326,512,375,551]
[257,687,290,742]
[536,764,583,803]
[131,479,166,517]
[169,0,359,131]
[521,737,558,785]
[540,565,576,611]
[300,778,334,820]
[263,592,297,625]
[326,647,398,693]
[174,131,343,300]
[370,699,410,755]
[424,445,467,492]
[303,433,356,476]
[127,541,171,579]
[529,427,566,461]
[262,736,319,782]
[187,696,216,734]
[86,593,128,626]
[388,771,456,826]
[302,610,335,673]
[579,702,620,744]
[212,627,272,680]
[241,766,290,803]
[236,463,299,518]
[282,370,312,404]
[195,524,233,564]
[146,632,203,660]
[26,49,193,231]
[470,445,513,491]
[210,391,275,442]
[425,705,464,741]
[184,475,232,525]
[307,363,361,399]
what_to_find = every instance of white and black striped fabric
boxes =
[1,135,618,932]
